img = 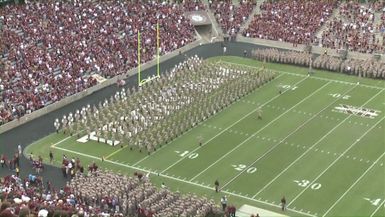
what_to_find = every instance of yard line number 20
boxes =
[232,164,257,174]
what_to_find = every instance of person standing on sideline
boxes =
[281,196,286,211]
[257,107,262,120]
[49,150,53,164]
[221,195,227,211]
[223,46,227,54]
[18,145,22,155]
[214,180,219,192]
[16,166,20,177]
[197,135,203,146]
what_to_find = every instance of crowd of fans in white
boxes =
[0,0,197,125]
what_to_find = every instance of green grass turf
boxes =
[25,57,385,217]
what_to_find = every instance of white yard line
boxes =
[322,152,385,217]
[51,135,74,148]
[220,60,385,91]
[190,81,333,182]
[288,115,385,207]
[52,145,315,217]
[370,200,385,217]
[131,73,287,166]
[159,75,310,174]
[252,89,384,198]
[219,82,358,190]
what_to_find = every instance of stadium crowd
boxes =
[0,0,196,125]
[209,0,256,37]
[320,1,385,53]
[252,48,385,79]
[70,171,221,217]
[0,169,221,217]
[180,0,206,11]
[243,0,337,45]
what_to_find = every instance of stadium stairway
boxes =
[202,0,224,38]
[314,7,340,41]
[374,11,384,46]
[238,0,265,34]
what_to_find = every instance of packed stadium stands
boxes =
[320,0,385,53]
[209,0,256,36]
[0,0,196,125]
[243,0,337,45]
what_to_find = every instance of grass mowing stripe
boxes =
[159,75,310,174]
[252,88,382,199]
[190,80,336,182]
[370,200,385,217]
[107,73,288,162]
[219,81,356,191]
[51,145,315,217]
[288,114,385,207]
[220,60,385,91]
[322,152,385,217]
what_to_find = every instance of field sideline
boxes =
[25,56,385,217]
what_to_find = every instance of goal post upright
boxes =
[138,22,160,87]
[138,30,141,86]
[157,22,160,78]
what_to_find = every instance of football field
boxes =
[26,56,385,217]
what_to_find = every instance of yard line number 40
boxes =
[176,150,199,159]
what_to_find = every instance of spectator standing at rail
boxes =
[221,195,228,211]
[0,154,6,168]
[18,144,22,155]
[49,150,54,164]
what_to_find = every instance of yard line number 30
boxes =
[294,179,322,190]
